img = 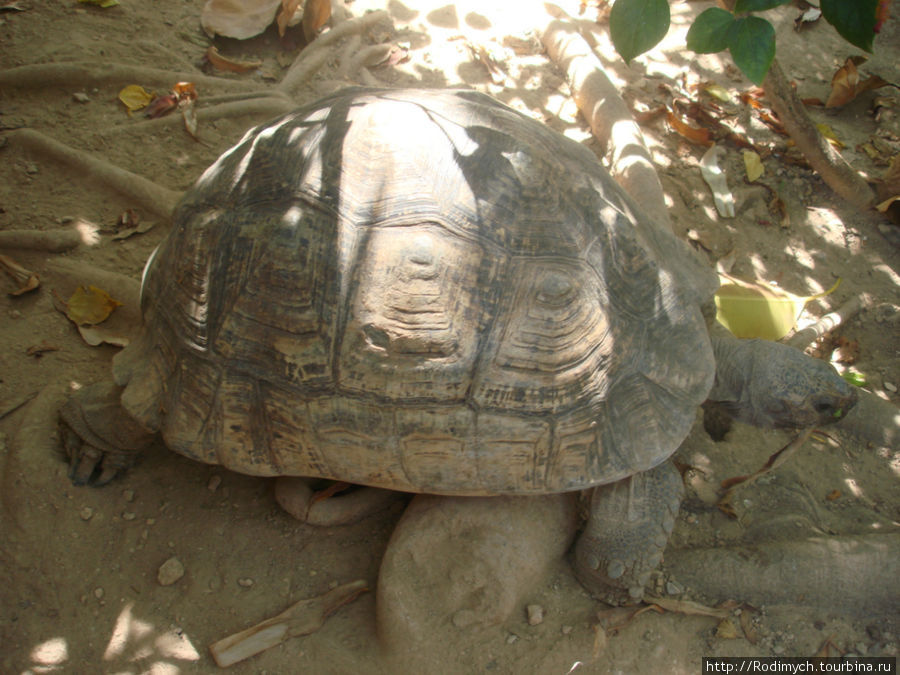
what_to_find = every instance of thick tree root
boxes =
[10,129,182,218]
[540,17,670,230]
[786,293,871,350]
[762,61,876,211]
[0,228,82,253]
[665,533,900,614]
[836,389,900,449]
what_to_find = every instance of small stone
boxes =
[238,577,254,588]
[666,581,684,596]
[561,625,573,635]
[80,507,94,521]
[884,382,897,393]
[72,92,90,103]
[506,633,519,644]
[526,604,544,626]
[157,557,185,586]
[122,512,136,521]
[25,163,38,175]
[207,475,222,491]
[93,587,104,599]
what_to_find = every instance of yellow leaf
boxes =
[743,150,764,182]
[714,273,840,340]
[66,285,122,326]
[815,123,844,149]
[703,83,733,104]
[118,85,154,112]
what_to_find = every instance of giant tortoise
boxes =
[59,87,857,600]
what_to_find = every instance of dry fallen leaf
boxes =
[0,253,40,295]
[78,0,118,7]
[302,0,331,42]
[715,618,739,639]
[118,85,154,113]
[715,273,840,341]
[794,6,821,31]
[276,0,302,36]
[667,108,713,146]
[26,341,60,357]
[66,285,122,325]
[826,56,890,108]
[743,150,764,182]
[205,46,262,73]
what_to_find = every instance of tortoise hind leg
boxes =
[573,459,683,603]
[59,381,155,486]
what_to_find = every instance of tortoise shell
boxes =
[112,88,718,496]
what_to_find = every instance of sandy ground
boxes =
[1,1,898,673]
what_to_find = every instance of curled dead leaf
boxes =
[0,253,40,295]
[666,108,712,146]
[205,46,262,73]
[65,285,122,325]
[302,0,331,42]
[826,57,890,108]
[276,0,302,37]
[26,341,59,357]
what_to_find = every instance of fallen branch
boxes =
[540,17,670,231]
[10,129,182,218]
[209,579,368,667]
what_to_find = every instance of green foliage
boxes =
[727,17,776,86]
[821,0,878,52]
[610,0,881,83]
[609,0,670,63]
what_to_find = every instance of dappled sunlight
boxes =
[74,219,101,247]
[22,604,200,675]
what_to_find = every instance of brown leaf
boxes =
[739,608,760,644]
[825,489,842,501]
[715,618,739,639]
[666,109,712,146]
[205,46,262,73]
[276,0,302,36]
[65,285,122,325]
[0,253,40,295]
[112,219,156,241]
[26,341,59,357]
[826,57,890,108]
[302,0,331,43]
[146,94,178,119]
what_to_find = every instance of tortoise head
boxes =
[710,336,858,430]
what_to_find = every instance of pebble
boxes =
[526,604,544,626]
[884,382,897,393]
[561,625,573,635]
[72,92,90,103]
[80,507,94,521]
[157,557,185,586]
[207,475,222,491]
[666,581,684,596]
[25,163,38,175]
[93,587,104,600]
[238,577,254,588]
[122,512,136,521]
[506,633,519,644]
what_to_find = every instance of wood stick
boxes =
[0,228,82,253]
[208,579,368,667]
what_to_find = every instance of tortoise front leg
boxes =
[573,459,683,603]
[59,381,155,486]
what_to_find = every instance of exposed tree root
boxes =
[10,129,182,218]
[665,533,900,614]
[0,228,81,253]
[540,17,671,231]
[786,293,872,350]
[836,388,900,450]
[762,60,876,211]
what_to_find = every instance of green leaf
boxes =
[610,0,671,63]
[820,0,877,52]
[727,16,776,85]
[687,7,735,54]
[841,371,867,387]
[733,0,790,13]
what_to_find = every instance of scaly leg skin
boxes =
[58,381,154,486]
[573,459,683,604]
